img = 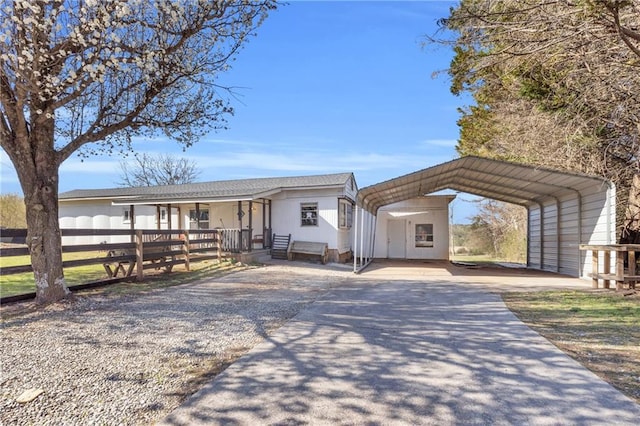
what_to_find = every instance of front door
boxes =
[387,219,406,258]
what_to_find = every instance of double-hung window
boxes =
[301,203,318,226]
[415,223,434,247]
[338,199,353,229]
[189,209,210,229]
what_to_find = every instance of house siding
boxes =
[373,196,453,260]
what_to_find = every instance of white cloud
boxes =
[421,139,458,148]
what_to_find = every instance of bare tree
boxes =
[0,193,27,228]
[118,153,200,187]
[472,200,527,262]
[0,0,276,303]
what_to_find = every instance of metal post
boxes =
[369,214,377,262]
[360,208,365,267]
[353,204,359,272]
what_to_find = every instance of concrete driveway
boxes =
[159,261,640,425]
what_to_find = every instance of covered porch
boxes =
[112,198,274,253]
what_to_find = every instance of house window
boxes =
[189,209,210,229]
[301,202,318,226]
[338,199,353,229]
[123,207,131,223]
[160,207,167,222]
[415,223,434,247]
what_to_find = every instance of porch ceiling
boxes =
[357,156,610,214]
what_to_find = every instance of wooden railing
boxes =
[579,244,640,290]
[0,228,225,279]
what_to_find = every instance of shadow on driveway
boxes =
[159,264,640,425]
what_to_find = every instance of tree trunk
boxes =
[620,174,640,245]
[22,162,70,304]
[10,115,72,304]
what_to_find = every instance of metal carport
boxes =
[353,156,616,278]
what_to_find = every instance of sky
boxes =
[0,0,480,222]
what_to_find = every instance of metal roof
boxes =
[357,156,610,214]
[59,172,354,204]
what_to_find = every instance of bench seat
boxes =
[287,241,329,264]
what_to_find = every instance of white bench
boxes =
[287,241,329,264]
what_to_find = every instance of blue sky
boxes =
[0,1,479,222]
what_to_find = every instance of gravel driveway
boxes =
[0,264,351,426]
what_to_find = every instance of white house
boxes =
[58,173,358,262]
[373,196,455,260]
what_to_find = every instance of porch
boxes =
[116,198,275,253]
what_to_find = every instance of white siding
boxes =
[373,197,452,260]
[528,206,541,269]
[59,201,180,244]
[558,196,580,276]
[272,195,338,248]
[579,183,616,278]
[541,201,558,272]
[525,182,615,279]
[270,186,351,252]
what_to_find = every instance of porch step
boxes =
[271,233,291,260]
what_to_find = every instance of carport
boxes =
[353,156,616,278]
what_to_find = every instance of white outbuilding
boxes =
[354,156,616,278]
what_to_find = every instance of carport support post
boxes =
[369,215,377,261]
[353,204,359,271]
[135,230,144,282]
[360,206,365,267]
[367,214,373,263]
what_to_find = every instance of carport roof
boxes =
[357,156,611,214]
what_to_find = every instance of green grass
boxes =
[0,251,239,298]
[503,290,640,325]
[1,251,112,297]
[451,253,515,263]
[503,290,640,403]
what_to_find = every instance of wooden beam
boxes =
[616,251,625,290]
[603,251,610,289]
[130,205,135,243]
[248,201,253,252]
[135,230,144,281]
[592,249,599,289]
[195,202,200,230]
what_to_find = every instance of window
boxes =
[123,207,131,223]
[189,209,210,229]
[338,199,353,229]
[301,202,318,226]
[160,207,167,222]
[415,223,434,248]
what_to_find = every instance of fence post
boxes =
[616,250,624,291]
[217,230,223,262]
[591,249,599,289]
[603,250,611,289]
[135,230,144,281]
[182,231,190,272]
